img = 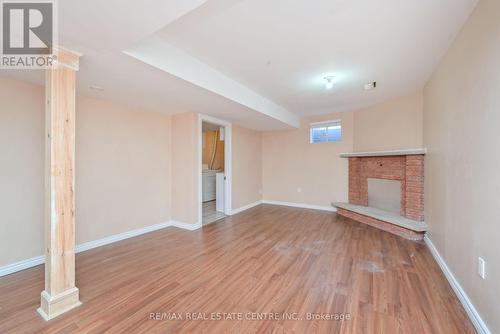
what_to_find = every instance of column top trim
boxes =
[53,46,81,71]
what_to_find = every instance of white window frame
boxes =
[309,119,342,144]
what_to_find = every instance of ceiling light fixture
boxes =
[364,82,377,90]
[324,76,335,90]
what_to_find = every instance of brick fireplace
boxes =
[333,149,427,240]
[348,154,424,221]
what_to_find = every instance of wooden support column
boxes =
[38,48,81,321]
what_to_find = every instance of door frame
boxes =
[198,114,232,224]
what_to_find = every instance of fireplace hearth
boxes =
[333,149,427,240]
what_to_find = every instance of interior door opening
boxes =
[200,117,231,225]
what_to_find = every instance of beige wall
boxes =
[171,112,199,224]
[0,77,172,267]
[354,90,423,151]
[262,112,354,207]
[423,0,500,331]
[75,97,171,244]
[0,78,45,267]
[262,92,423,208]
[232,125,262,209]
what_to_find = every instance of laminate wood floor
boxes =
[0,205,475,333]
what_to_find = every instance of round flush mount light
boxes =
[364,82,377,90]
[324,76,335,90]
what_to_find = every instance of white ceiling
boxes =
[158,0,478,116]
[0,0,478,129]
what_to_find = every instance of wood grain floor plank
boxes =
[0,205,475,333]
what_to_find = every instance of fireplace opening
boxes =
[367,178,401,214]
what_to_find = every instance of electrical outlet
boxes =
[478,257,486,279]
[297,187,302,193]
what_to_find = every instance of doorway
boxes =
[198,115,232,225]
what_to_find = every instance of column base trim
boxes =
[37,287,82,321]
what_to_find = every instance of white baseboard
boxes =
[262,200,337,212]
[0,219,203,278]
[424,235,491,334]
[170,220,202,231]
[230,200,263,215]
[0,255,45,277]
[226,199,338,216]
[76,221,172,253]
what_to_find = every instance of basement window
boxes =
[310,120,342,144]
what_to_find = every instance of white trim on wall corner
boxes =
[230,200,263,215]
[0,220,203,278]
[262,200,337,212]
[170,220,203,231]
[424,235,491,334]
